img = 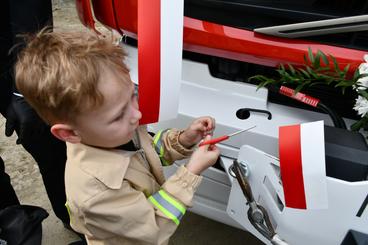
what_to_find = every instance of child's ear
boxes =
[50,124,81,144]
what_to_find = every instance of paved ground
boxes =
[1,1,263,244]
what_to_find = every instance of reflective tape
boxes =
[153,129,170,166]
[65,202,72,222]
[148,189,186,225]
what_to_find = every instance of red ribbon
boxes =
[279,124,307,209]
[138,0,161,124]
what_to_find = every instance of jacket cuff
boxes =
[167,129,194,157]
[162,165,202,207]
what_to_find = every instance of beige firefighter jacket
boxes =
[65,126,202,245]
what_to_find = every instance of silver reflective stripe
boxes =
[151,192,184,221]
[255,14,368,38]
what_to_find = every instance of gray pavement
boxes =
[0,1,263,244]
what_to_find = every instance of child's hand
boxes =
[179,116,215,148]
[186,135,220,175]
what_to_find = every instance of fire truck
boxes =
[76,1,368,244]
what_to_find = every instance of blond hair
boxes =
[15,29,129,124]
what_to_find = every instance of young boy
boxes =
[15,30,220,244]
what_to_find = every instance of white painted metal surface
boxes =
[226,145,368,245]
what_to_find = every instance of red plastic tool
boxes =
[199,125,256,147]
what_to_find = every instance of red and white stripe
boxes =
[279,121,328,209]
[138,0,184,124]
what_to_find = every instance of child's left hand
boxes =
[179,116,215,148]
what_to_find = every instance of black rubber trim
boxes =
[356,194,368,217]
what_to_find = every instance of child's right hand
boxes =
[186,135,220,175]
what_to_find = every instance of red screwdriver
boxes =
[199,125,256,147]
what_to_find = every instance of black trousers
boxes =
[0,156,19,210]
[0,0,69,224]
[19,129,69,224]
[0,139,69,224]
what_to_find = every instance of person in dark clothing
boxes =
[0,157,19,210]
[0,0,69,226]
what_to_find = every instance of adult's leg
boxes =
[5,0,69,225]
[20,128,69,224]
[0,156,19,210]
[0,0,19,211]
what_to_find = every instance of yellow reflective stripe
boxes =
[158,144,171,165]
[153,129,171,166]
[161,157,170,166]
[153,130,163,147]
[158,190,186,215]
[159,145,164,157]
[65,202,72,222]
[148,196,180,225]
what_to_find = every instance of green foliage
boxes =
[250,48,362,94]
[351,116,368,131]
[249,48,368,132]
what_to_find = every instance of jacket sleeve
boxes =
[81,166,202,244]
[152,128,193,166]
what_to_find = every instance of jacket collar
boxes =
[66,142,135,189]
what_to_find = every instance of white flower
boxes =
[356,76,368,90]
[353,96,368,117]
[354,58,368,91]
[359,62,368,75]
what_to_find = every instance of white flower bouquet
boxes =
[352,55,368,130]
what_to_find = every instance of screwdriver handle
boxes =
[199,135,229,147]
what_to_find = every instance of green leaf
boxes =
[359,90,368,100]
[249,75,268,82]
[280,63,286,71]
[250,76,279,91]
[313,51,321,68]
[288,64,296,75]
[335,81,349,87]
[342,64,350,78]
[318,50,329,66]
[276,68,286,77]
[295,83,305,93]
[256,79,276,90]
[351,116,368,131]
[315,67,330,72]
[308,48,315,64]
[317,73,331,79]
[298,68,311,78]
[330,55,340,72]
[353,69,360,81]
[309,82,326,87]
[306,66,318,79]
[355,73,368,85]
[283,71,295,82]
[303,54,309,65]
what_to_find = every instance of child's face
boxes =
[73,69,142,148]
